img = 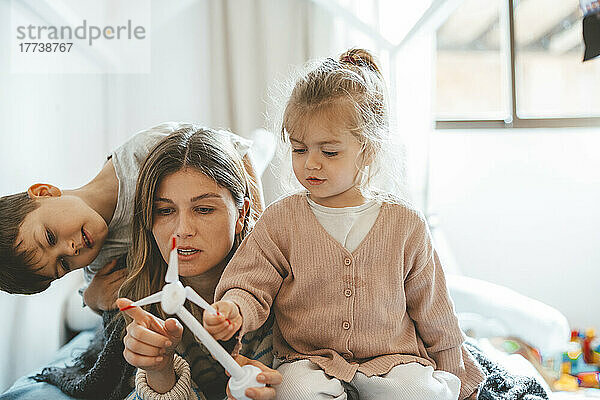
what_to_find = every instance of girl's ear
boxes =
[27,183,62,199]
[235,197,251,235]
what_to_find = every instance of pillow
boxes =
[446,274,570,356]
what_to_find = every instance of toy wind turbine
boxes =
[121,237,264,400]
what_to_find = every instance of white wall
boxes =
[0,36,103,400]
[428,127,600,331]
[0,0,108,388]
[103,0,212,149]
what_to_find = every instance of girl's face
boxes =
[151,168,244,277]
[290,107,367,208]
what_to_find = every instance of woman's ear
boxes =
[27,183,62,199]
[235,197,251,235]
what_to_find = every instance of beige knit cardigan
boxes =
[216,193,484,399]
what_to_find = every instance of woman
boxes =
[3,126,276,400]
[117,126,280,399]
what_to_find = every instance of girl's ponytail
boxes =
[339,48,382,75]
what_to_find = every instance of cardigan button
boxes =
[343,352,353,359]
[342,321,351,330]
[344,288,353,297]
[344,258,352,266]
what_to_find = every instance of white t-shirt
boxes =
[305,193,381,253]
[83,122,252,284]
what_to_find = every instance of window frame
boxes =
[436,0,600,129]
[314,0,600,129]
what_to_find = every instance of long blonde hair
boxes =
[119,125,257,324]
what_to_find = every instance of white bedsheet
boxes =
[553,390,600,399]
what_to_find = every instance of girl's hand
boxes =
[117,298,183,393]
[203,300,242,341]
[226,355,281,400]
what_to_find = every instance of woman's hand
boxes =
[84,259,127,313]
[226,355,282,400]
[203,300,243,341]
[117,298,184,394]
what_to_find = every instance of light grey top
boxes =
[83,122,252,284]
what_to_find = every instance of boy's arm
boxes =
[82,258,127,313]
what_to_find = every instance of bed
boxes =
[447,274,600,399]
[55,270,591,399]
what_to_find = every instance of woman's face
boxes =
[151,168,244,277]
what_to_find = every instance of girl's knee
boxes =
[373,364,460,400]
[397,368,460,400]
[275,360,345,400]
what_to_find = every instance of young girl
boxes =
[116,127,280,400]
[205,49,484,399]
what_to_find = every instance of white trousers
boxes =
[273,359,461,400]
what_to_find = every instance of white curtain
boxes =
[205,0,338,203]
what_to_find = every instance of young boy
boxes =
[0,122,258,312]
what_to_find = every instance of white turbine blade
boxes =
[130,291,163,308]
[165,237,179,283]
[185,286,217,315]
[176,307,244,380]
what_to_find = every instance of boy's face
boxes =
[17,194,108,281]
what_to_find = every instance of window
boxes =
[436,0,600,128]
[436,0,508,121]
[514,1,600,119]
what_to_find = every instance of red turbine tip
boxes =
[119,305,136,311]
[172,237,177,250]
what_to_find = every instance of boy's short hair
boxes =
[0,192,52,294]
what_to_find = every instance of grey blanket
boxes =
[464,338,549,400]
[34,320,550,400]
[33,310,134,400]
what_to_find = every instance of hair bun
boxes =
[339,48,381,74]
